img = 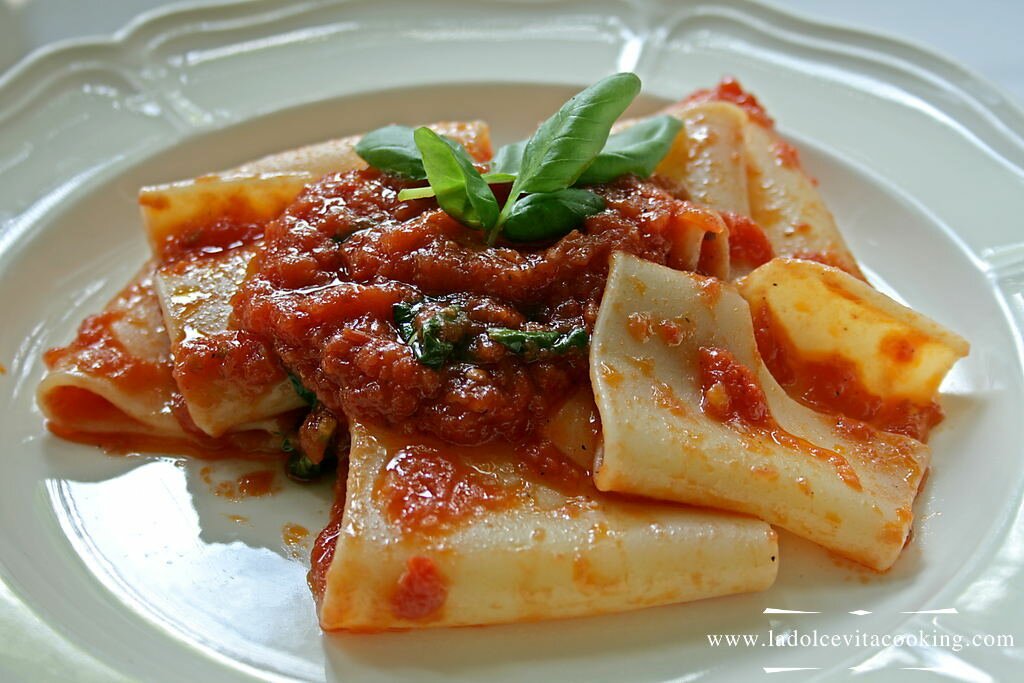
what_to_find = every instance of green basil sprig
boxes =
[393,299,592,368]
[393,301,469,368]
[501,188,605,242]
[487,327,589,360]
[490,73,639,243]
[288,374,318,407]
[413,127,499,230]
[357,73,680,244]
[396,172,513,201]
[491,115,682,188]
[504,74,639,195]
[286,452,325,482]
[575,115,682,185]
[354,125,427,180]
[489,140,528,175]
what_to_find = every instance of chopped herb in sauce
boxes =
[487,327,589,360]
[286,451,325,482]
[289,373,318,407]
[393,301,470,368]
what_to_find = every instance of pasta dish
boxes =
[37,74,968,631]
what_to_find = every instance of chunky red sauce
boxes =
[684,77,774,128]
[44,304,171,396]
[722,212,774,270]
[155,215,263,265]
[697,346,862,490]
[752,306,942,441]
[377,444,514,533]
[142,186,272,264]
[172,330,287,402]
[390,555,448,621]
[309,462,348,603]
[235,170,705,446]
[698,347,770,425]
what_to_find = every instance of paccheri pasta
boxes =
[38,74,966,630]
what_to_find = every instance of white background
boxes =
[1,0,1022,105]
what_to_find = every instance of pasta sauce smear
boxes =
[752,306,943,441]
[235,167,709,447]
[697,346,863,491]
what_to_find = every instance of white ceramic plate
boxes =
[2,1,1024,681]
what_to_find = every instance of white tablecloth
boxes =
[2,0,1021,105]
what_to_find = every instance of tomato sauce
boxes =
[42,386,146,432]
[282,523,310,560]
[772,140,802,169]
[40,268,299,458]
[143,183,285,265]
[652,380,690,418]
[237,469,277,497]
[880,330,927,364]
[46,417,285,462]
[156,215,264,265]
[684,77,775,128]
[697,346,862,490]
[44,306,171,397]
[626,312,655,343]
[698,347,770,425]
[309,462,348,603]
[655,317,692,347]
[172,330,287,400]
[235,170,702,446]
[390,556,448,621]
[201,467,279,500]
[519,439,593,495]
[721,212,774,270]
[752,306,942,441]
[377,444,514,534]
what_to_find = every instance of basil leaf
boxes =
[487,327,589,360]
[490,139,528,175]
[482,172,516,185]
[393,302,417,342]
[416,312,457,368]
[492,73,639,243]
[286,451,324,482]
[575,115,683,185]
[393,301,468,368]
[396,186,436,201]
[355,125,426,179]
[501,188,605,242]
[396,172,515,202]
[414,127,500,230]
[288,374,318,407]
[510,73,641,196]
[549,327,590,354]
